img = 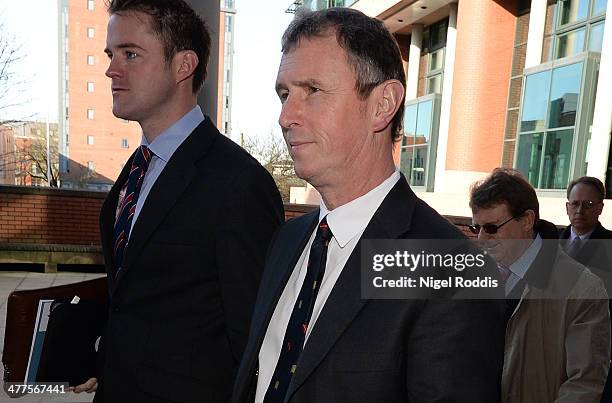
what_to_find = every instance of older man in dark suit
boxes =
[72,1,284,402]
[560,176,612,402]
[233,8,505,403]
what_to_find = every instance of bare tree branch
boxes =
[242,131,306,202]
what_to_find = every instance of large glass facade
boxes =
[515,59,593,190]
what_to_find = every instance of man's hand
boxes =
[69,377,97,393]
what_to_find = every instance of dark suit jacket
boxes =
[233,175,505,403]
[96,117,284,403]
[559,222,612,271]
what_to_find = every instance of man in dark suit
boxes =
[560,176,612,268]
[233,8,505,403]
[72,1,284,402]
[560,176,612,402]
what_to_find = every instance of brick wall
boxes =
[0,186,105,245]
[0,187,477,247]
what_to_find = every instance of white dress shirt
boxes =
[255,170,400,402]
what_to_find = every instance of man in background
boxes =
[470,168,610,403]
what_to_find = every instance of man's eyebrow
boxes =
[275,78,324,94]
[104,42,147,54]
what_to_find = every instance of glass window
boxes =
[426,75,442,94]
[429,49,444,72]
[589,22,605,51]
[416,100,433,144]
[516,132,544,186]
[87,55,95,65]
[593,0,608,15]
[429,21,447,50]
[87,135,94,145]
[401,99,436,188]
[87,161,94,171]
[87,0,94,11]
[87,82,94,92]
[403,104,417,140]
[540,129,573,189]
[558,0,589,26]
[555,28,586,58]
[87,27,94,38]
[87,109,94,120]
[520,70,551,132]
[121,138,129,148]
[548,62,583,128]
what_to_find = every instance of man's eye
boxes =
[308,86,320,94]
[279,92,289,103]
[126,51,137,60]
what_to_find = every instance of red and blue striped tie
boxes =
[112,145,152,283]
[264,217,333,402]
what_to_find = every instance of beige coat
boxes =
[502,243,610,403]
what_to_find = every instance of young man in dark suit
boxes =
[233,8,505,403]
[73,1,284,401]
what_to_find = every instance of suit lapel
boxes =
[241,212,319,378]
[286,175,416,399]
[113,119,217,291]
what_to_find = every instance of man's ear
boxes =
[174,50,199,85]
[522,209,536,232]
[371,79,405,133]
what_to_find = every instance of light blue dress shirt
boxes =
[127,105,205,237]
[506,234,543,295]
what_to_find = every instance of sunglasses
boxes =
[567,200,599,210]
[469,215,519,235]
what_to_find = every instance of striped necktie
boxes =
[112,145,152,283]
[264,217,333,402]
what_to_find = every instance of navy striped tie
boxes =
[112,145,152,283]
[264,217,333,402]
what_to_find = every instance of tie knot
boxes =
[318,217,333,242]
[139,145,153,163]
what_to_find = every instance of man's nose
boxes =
[279,94,303,130]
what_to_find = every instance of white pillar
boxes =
[433,2,457,192]
[525,0,547,68]
[406,24,423,101]
[186,0,220,120]
[586,0,612,181]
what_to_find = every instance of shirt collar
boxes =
[318,170,400,248]
[141,105,205,162]
[509,234,542,279]
[570,225,594,241]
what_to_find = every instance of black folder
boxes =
[35,299,107,386]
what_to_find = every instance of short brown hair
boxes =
[107,0,210,94]
[469,168,539,222]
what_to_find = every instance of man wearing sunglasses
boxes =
[470,168,610,403]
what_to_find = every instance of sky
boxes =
[0,0,293,141]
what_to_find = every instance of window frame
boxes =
[514,51,600,194]
[399,93,442,192]
[549,0,606,60]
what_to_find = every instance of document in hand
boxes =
[27,298,107,386]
